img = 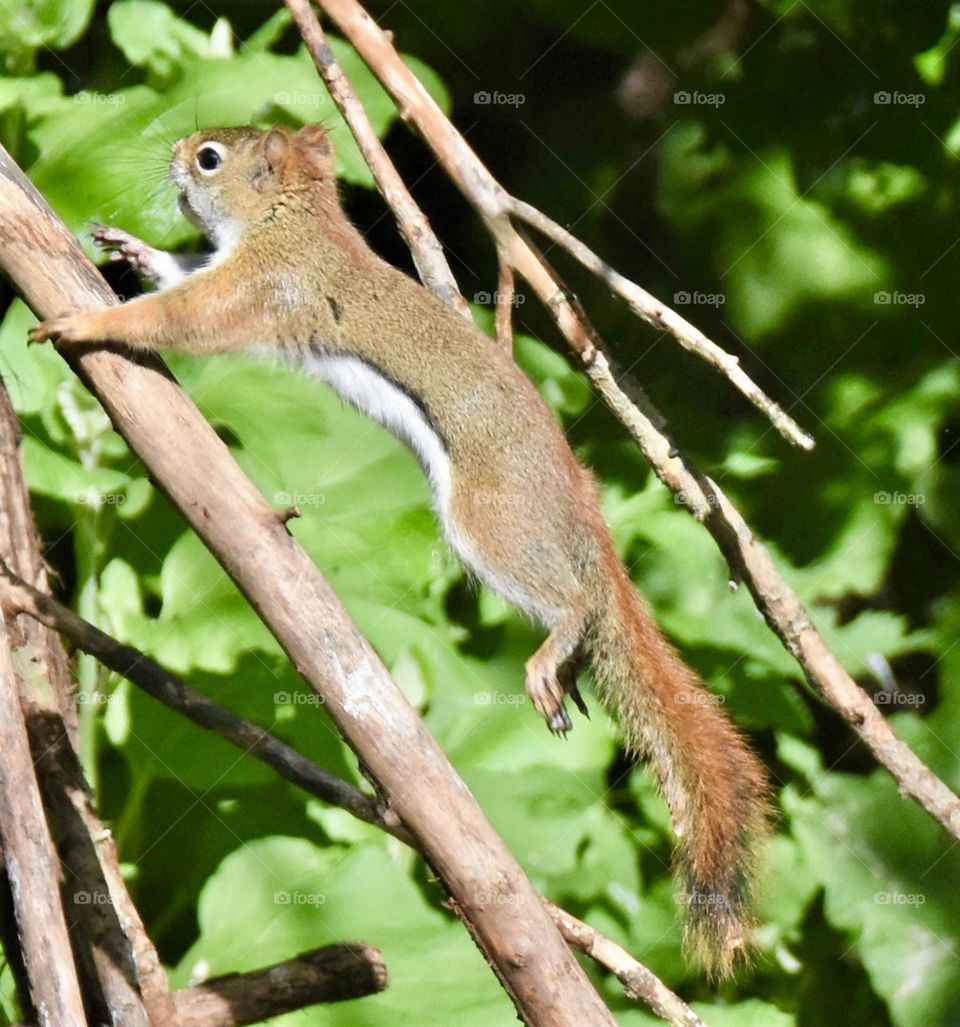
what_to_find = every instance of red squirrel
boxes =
[32,123,769,976]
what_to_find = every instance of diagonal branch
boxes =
[0,560,413,846]
[293,11,469,318]
[543,902,706,1027]
[294,0,960,840]
[507,197,814,449]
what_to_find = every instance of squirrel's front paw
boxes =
[29,312,96,345]
[92,224,155,272]
[92,223,184,288]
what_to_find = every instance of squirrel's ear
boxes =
[262,127,291,172]
[295,124,335,178]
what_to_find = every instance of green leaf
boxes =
[916,5,960,84]
[21,437,132,506]
[690,1000,795,1027]
[0,300,72,416]
[785,770,960,1026]
[108,1,221,81]
[175,839,507,1025]
[659,128,887,336]
[0,72,64,113]
[755,834,819,935]
[0,0,94,56]
[244,9,293,53]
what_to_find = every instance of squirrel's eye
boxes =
[195,145,225,173]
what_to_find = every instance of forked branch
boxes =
[288,0,960,840]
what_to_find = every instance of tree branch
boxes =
[290,9,469,318]
[544,902,707,1027]
[507,197,814,449]
[494,251,516,350]
[301,0,960,841]
[0,609,86,1027]
[173,944,387,1026]
[0,562,413,846]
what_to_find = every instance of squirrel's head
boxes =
[170,124,336,245]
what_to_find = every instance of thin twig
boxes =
[302,0,960,840]
[495,251,516,349]
[544,902,707,1027]
[0,561,413,846]
[291,8,469,318]
[508,197,814,450]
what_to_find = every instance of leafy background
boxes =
[1,1,959,1024]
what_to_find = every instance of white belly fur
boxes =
[298,350,566,627]
[301,351,453,511]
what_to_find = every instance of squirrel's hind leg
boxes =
[525,608,590,734]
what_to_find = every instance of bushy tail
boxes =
[588,550,769,978]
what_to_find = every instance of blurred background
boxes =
[1,2,959,1024]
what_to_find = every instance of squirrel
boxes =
[31,123,769,977]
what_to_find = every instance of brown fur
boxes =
[32,125,769,975]
[585,519,769,975]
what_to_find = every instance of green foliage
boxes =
[784,743,960,1027]
[0,0,93,67]
[173,838,518,1025]
[1,0,959,1024]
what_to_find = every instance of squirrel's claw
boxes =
[29,313,94,345]
[28,318,62,344]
